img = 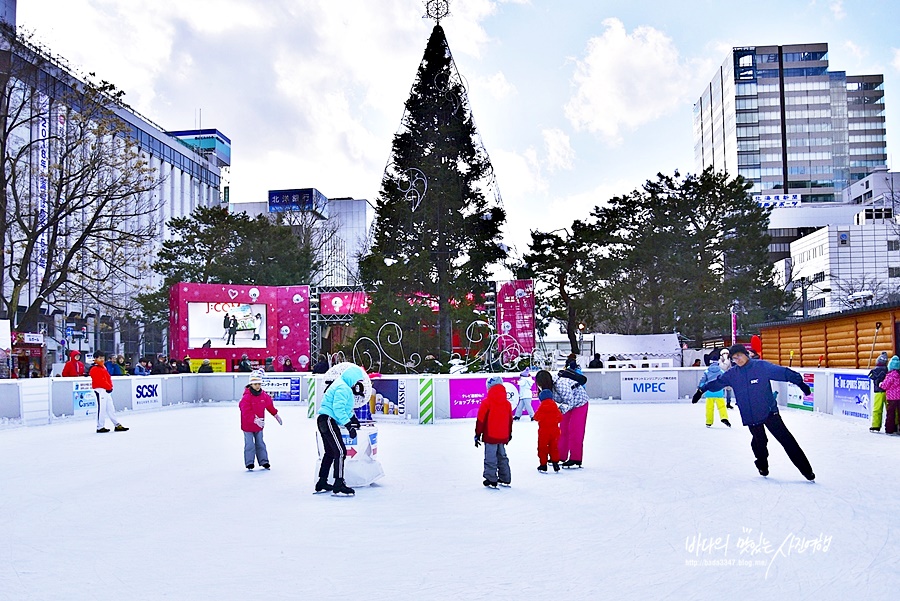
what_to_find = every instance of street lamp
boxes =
[800,277,832,319]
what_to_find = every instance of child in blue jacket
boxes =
[698,361,731,428]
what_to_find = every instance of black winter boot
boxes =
[332,478,355,496]
[314,478,333,493]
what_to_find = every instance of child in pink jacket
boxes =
[240,370,282,469]
[877,355,900,435]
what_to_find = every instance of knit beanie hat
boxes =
[249,370,264,385]
[889,356,900,371]
[486,376,504,390]
[877,352,888,366]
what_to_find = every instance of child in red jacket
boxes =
[475,376,513,488]
[533,370,562,473]
[240,370,282,470]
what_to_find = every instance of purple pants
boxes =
[558,403,589,462]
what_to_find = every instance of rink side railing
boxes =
[0,368,871,427]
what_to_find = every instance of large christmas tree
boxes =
[358,23,506,369]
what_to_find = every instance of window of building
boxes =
[889,267,900,278]
[888,240,900,252]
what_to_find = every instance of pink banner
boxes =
[495,279,535,354]
[448,376,532,419]
[169,283,310,371]
[319,291,370,315]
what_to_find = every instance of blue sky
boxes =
[19,0,900,264]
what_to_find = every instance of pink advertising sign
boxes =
[169,282,310,371]
[319,291,370,315]
[448,376,531,419]
[495,279,535,354]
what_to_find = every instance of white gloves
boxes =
[275,414,283,425]
[254,416,265,429]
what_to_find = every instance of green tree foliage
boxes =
[357,24,506,365]
[136,206,318,325]
[524,169,787,345]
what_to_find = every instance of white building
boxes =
[778,203,900,316]
[0,3,226,364]
[233,193,370,287]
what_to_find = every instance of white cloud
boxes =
[476,71,515,100]
[542,128,574,173]
[830,0,846,20]
[843,40,866,61]
[564,18,702,143]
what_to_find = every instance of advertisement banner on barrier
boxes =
[371,379,406,416]
[262,376,302,402]
[449,378,490,419]
[787,373,815,411]
[832,373,871,420]
[448,377,522,419]
[73,381,96,417]
[620,371,678,401]
[133,378,163,411]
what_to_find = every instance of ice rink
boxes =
[1,401,898,601]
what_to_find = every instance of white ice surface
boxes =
[1,402,899,601]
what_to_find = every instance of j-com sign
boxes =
[621,372,679,401]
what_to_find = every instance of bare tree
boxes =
[0,28,161,331]
[829,274,898,310]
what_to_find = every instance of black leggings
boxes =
[748,412,813,477]
[317,414,346,480]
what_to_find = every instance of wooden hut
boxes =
[756,302,900,369]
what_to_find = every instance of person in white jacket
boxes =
[514,368,536,421]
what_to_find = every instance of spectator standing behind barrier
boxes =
[179,356,192,374]
[90,351,128,434]
[554,366,589,468]
[150,356,170,375]
[198,359,214,373]
[61,351,86,377]
[588,354,603,369]
[868,352,889,433]
[237,354,253,372]
[692,344,814,480]
[105,356,123,377]
[282,358,295,372]
[312,355,329,374]
[697,360,731,428]
[875,355,900,435]
[133,359,151,376]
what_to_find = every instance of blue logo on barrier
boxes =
[135,384,159,398]
[633,382,666,393]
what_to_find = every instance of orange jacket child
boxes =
[533,389,562,472]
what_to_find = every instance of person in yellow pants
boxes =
[868,352,888,432]
[698,360,731,428]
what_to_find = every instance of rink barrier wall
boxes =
[0,367,870,426]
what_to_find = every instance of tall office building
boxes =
[0,2,227,364]
[693,43,886,204]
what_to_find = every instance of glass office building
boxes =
[693,43,886,204]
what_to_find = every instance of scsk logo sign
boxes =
[132,378,163,410]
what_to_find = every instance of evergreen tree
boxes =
[358,24,506,365]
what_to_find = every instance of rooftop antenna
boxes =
[424,0,450,24]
